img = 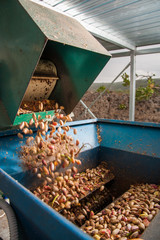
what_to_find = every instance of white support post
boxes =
[129,50,136,121]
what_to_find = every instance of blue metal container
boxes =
[0,119,160,239]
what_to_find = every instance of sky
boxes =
[95,53,160,83]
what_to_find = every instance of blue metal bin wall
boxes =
[0,119,160,239]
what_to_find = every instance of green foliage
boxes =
[118,104,127,110]
[122,73,130,87]
[97,85,106,92]
[121,72,158,101]
[136,77,155,101]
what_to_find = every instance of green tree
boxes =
[122,73,130,87]
[121,73,157,101]
[96,85,106,92]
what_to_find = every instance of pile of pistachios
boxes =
[82,183,160,240]
[33,163,111,212]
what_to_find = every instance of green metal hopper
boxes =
[0,0,111,128]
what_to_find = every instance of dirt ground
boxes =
[73,90,160,123]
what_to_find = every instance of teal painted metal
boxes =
[45,41,110,112]
[13,110,55,126]
[0,0,111,128]
[0,0,46,127]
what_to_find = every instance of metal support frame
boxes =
[129,50,136,121]
[90,62,131,110]
[111,46,160,58]
[80,100,96,119]
[79,62,130,119]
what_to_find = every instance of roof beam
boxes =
[80,22,136,50]
[111,47,160,58]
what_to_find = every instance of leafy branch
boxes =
[122,73,130,87]
[121,73,158,101]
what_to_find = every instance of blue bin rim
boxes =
[0,118,160,137]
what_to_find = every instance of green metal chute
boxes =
[0,0,111,128]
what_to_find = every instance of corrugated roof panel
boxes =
[132,34,160,46]
[64,0,112,14]
[95,37,123,51]
[114,16,160,32]
[56,0,114,15]
[74,0,141,20]
[96,10,160,30]
[33,0,160,49]
[83,0,153,19]
[80,0,157,28]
